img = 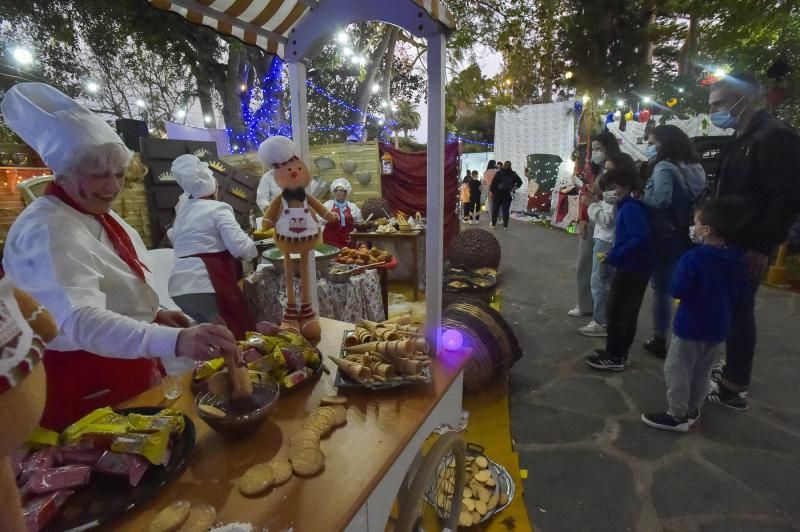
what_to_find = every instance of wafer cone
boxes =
[345,340,413,357]
[330,356,372,382]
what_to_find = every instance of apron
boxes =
[323,203,355,249]
[274,199,321,252]
[185,250,254,340]
[41,349,162,430]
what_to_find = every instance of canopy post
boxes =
[288,61,310,162]
[425,32,446,353]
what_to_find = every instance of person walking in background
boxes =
[482,160,499,216]
[469,170,482,224]
[641,125,707,358]
[705,73,800,409]
[568,131,621,318]
[585,167,652,371]
[578,153,637,338]
[642,198,748,431]
[490,161,522,229]
[460,174,472,223]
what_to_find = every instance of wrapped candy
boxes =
[281,348,306,372]
[94,451,150,487]
[127,409,185,435]
[19,447,58,484]
[195,358,225,381]
[27,465,91,494]
[11,446,30,479]
[25,427,60,448]
[62,407,128,444]
[111,428,170,465]
[23,490,73,532]
[57,443,103,467]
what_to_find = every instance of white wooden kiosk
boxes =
[143,2,463,530]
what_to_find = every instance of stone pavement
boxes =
[485,218,800,532]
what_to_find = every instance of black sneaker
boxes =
[643,337,667,359]
[584,350,625,372]
[710,362,725,382]
[687,409,701,427]
[641,412,689,432]
[707,380,749,411]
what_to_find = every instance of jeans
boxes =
[664,335,721,418]
[605,268,650,359]
[575,222,595,313]
[590,238,615,326]
[172,293,220,324]
[650,254,680,339]
[491,195,512,227]
[722,279,760,387]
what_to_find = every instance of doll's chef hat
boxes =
[0,83,126,175]
[258,136,300,169]
[331,178,352,194]
[0,278,38,394]
[171,154,217,198]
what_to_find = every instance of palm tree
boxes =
[394,101,421,138]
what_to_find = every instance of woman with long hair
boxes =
[482,160,499,216]
[641,125,706,358]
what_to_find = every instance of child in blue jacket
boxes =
[585,167,653,371]
[642,197,748,431]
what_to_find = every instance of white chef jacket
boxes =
[321,199,363,224]
[256,170,282,212]
[169,198,258,297]
[2,196,180,359]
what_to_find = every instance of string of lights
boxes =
[447,133,494,148]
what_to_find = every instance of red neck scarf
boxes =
[44,182,150,282]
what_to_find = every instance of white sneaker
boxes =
[567,307,587,317]
[579,321,608,337]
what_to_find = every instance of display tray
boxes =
[334,330,432,391]
[443,266,498,293]
[44,407,196,532]
[425,442,515,525]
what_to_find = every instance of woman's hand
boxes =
[156,309,192,328]
[176,323,237,361]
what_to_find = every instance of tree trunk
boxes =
[197,77,214,127]
[209,47,245,134]
[678,14,699,77]
[382,28,400,147]
[640,0,658,91]
[351,27,395,139]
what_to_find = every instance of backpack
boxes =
[496,172,514,192]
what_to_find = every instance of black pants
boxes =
[722,279,759,387]
[491,195,512,227]
[462,202,473,219]
[605,268,650,359]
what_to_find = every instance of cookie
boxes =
[462,497,475,512]
[239,463,275,496]
[331,405,347,426]
[471,511,481,525]
[289,429,320,447]
[475,456,489,469]
[269,460,293,486]
[149,500,191,532]
[290,447,325,477]
[477,485,491,504]
[463,487,473,499]
[475,499,488,516]
[178,504,216,532]
[303,413,334,436]
[289,438,320,457]
[474,469,491,483]
[487,493,499,511]
[458,511,473,527]
[320,395,347,405]
[313,406,337,426]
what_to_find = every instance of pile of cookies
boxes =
[434,453,506,528]
[236,395,348,498]
[149,500,216,532]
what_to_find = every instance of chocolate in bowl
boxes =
[194,378,279,438]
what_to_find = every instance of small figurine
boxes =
[258,137,338,344]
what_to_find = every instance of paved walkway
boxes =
[486,218,800,532]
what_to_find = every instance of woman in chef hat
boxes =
[322,177,363,249]
[168,154,257,339]
[0,83,236,429]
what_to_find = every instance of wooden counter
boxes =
[112,318,467,531]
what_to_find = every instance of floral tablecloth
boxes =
[244,267,385,324]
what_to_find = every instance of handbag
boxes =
[649,163,697,245]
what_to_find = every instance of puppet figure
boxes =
[259,137,338,344]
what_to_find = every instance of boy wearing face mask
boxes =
[642,198,748,431]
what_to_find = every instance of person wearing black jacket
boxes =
[707,73,800,410]
[468,170,482,223]
[490,161,523,229]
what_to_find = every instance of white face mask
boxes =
[602,190,620,205]
[591,150,606,165]
[689,225,709,244]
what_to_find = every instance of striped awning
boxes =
[148,0,455,56]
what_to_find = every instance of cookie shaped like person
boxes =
[259,136,338,344]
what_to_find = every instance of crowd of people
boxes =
[460,160,523,229]
[566,73,800,432]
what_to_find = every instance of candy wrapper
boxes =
[94,451,150,487]
[58,443,104,467]
[255,321,281,335]
[23,490,73,532]
[281,348,307,372]
[11,446,30,479]
[26,427,60,448]
[62,407,128,444]
[27,464,91,494]
[19,447,58,484]
[282,368,311,389]
[111,428,170,465]
[127,409,185,435]
[195,357,225,381]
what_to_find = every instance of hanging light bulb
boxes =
[343,47,354,57]
[204,115,212,124]
[643,96,651,104]
[714,67,727,78]
[12,47,33,65]
[616,99,625,107]
[85,81,99,93]
[564,71,573,79]
[336,32,348,44]
[371,83,381,94]
[175,109,187,119]
[135,99,146,108]
[598,99,605,106]
[678,87,685,93]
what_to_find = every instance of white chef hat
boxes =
[171,154,217,198]
[331,178,351,194]
[258,136,300,169]
[0,82,128,175]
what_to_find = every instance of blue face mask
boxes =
[644,144,658,160]
[709,96,745,129]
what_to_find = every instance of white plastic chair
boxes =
[17,174,54,206]
[148,248,181,311]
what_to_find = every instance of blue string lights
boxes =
[447,133,494,148]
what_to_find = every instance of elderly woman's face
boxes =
[61,167,125,214]
[334,187,348,202]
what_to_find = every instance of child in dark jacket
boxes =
[642,197,749,432]
[585,167,653,371]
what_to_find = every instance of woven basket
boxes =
[442,300,522,391]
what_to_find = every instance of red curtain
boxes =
[379,143,460,252]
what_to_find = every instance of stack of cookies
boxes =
[434,453,506,527]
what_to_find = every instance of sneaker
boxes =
[584,350,625,372]
[710,362,725,382]
[687,409,701,427]
[490,225,496,230]
[707,380,749,411]
[643,337,668,359]
[641,412,689,432]
[567,307,591,317]
[579,321,608,337]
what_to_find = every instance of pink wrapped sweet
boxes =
[19,447,58,484]
[242,348,262,363]
[94,451,150,487]
[27,464,91,494]
[281,348,306,372]
[23,490,73,532]
[58,443,104,467]
[11,446,30,479]
[256,321,282,335]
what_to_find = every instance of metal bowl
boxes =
[326,263,358,284]
[194,378,280,438]
[261,243,340,277]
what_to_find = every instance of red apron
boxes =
[40,350,162,431]
[187,250,255,340]
[322,203,355,248]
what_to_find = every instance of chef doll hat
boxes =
[258,136,300,169]
[171,154,217,198]
[331,178,352,194]
[1,83,126,175]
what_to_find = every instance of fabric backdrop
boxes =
[495,101,576,172]
[379,142,460,252]
[607,115,730,161]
